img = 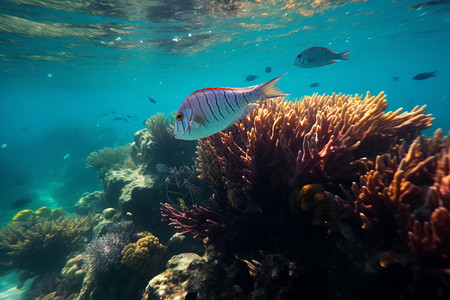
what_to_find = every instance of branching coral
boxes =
[352,129,450,264]
[0,209,90,285]
[86,144,136,177]
[121,232,166,274]
[161,203,231,240]
[197,92,433,211]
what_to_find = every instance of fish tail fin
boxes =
[259,73,288,99]
[338,50,352,61]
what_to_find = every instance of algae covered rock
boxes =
[61,254,85,287]
[142,253,204,300]
[75,191,104,215]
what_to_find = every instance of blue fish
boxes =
[294,47,351,68]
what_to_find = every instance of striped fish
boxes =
[174,74,287,140]
[294,47,351,68]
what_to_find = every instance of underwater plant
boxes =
[0,208,90,286]
[86,144,136,177]
[131,112,197,174]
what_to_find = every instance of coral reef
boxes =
[75,191,104,215]
[83,221,134,275]
[197,92,433,211]
[0,208,90,286]
[352,129,450,268]
[121,231,166,274]
[61,254,85,287]
[86,144,136,178]
[131,112,197,174]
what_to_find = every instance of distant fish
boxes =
[20,127,28,132]
[102,112,108,116]
[63,153,71,160]
[245,75,258,82]
[309,83,320,87]
[156,163,169,173]
[265,66,272,73]
[10,197,32,210]
[148,97,157,104]
[413,71,437,80]
[113,117,129,123]
[127,114,133,119]
[392,76,399,81]
[294,47,351,68]
[174,74,287,140]
[110,110,116,114]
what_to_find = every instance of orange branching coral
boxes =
[353,129,450,262]
[197,92,433,211]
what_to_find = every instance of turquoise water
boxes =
[0,0,449,297]
[1,0,449,222]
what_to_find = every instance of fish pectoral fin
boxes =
[191,114,204,128]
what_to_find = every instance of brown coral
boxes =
[121,232,166,274]
[197,92,433,211]
[352,129,450,263]
[0,213,91,286]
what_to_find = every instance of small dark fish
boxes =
[265,66,272,73]
[245,75,258,82]
[185,291,198,300]
[113,117,124,121]
[309,83,320,87]
[102,112,108,116]
[413,71,437,80]
[294,47,351,68]
[127,114,132,119]
[148,97,156,104]
[10,197,32,209]
[20,127,28,131]
[392,76,399,81]
[111,110,116,114]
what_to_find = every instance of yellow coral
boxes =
[11,207,67,224]
[121,232,166,274]
[50,208,66,219]
[290,184,339,232]
[11,209,34,223]
[35,206,51,218]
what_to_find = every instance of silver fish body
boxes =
[294,47,351,68]
[174,75,287,140]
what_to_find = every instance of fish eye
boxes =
[175,112,183,121]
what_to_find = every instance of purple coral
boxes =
[160,203,230,240]
[84,221,134,275]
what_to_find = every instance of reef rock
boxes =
[75,191,104,215]
[142,253,204,300]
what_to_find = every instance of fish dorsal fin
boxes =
[191,87,238,94]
